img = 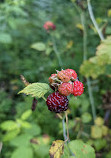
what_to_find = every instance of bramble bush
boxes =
[0,0,111,158]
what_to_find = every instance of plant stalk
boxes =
[87,0,104,41]
[81,11,96,121]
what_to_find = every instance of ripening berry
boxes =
[65,69,77,81]
[58,83,73,96]
[46,91,69,113]
[43,21,56,31]
[57,70,70,82]
[73,81,84,96]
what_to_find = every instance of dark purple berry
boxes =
[46,91,69,113]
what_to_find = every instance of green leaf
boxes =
[11,147,33,158]
[3,129,20,142]
[31,42,46,51]
[24,123,41,136]
[10,134,33,147]
[16,119,31,129]
[1,120,18,131]
[61,144,70,158]
[69,140,95,158]
[0,33,12,44]
[81,112,92,123]
[94,139,107,151]
[21,110,32,120]
[18,82,50,98]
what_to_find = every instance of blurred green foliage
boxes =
[0,0,111,157]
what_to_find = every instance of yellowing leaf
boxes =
[96,36,111,64]
[18,83,50,98]
[91,125,102,139]
[76,24,83,31]
[66,40,73,49]
[107,9,111,17]
[102,125,109,136]
[49,140,64,158]
[94,117,104,126]
[80,60,105,79]
[80,36,111,78]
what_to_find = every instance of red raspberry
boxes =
[58,83,73,96]
[73,81,84,96]
[57,70,70,82]
[65,69,77,81]
[46,91,69,113]
[43,21,56,31]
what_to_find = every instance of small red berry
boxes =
[57,70,70,82]
[43,21,56,31]
[65,69,77,81]
[46,91,69,113]
[73,81,84,96]
[58,83,73,96]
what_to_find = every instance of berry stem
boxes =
[65,111,70,141]
[42,96,46,101]
[62,117,67,141]
[56,113,63,119]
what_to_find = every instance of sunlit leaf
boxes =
[18,83,50,98]
[3,129,20,142]
[1,121,18,131]
[21,109,32,120]
[31,42,46,51]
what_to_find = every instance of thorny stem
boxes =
[87,0,104,41]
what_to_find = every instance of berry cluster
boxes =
[46,69,84,113]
